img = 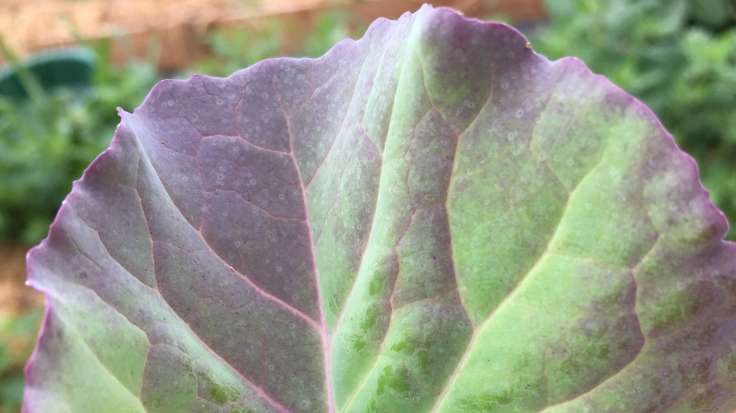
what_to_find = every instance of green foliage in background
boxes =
[0,42,157,244]
[192,11,360,77]
[532,0,736,239]
[300,11,357,57]
[192,20,284,77]
[0,310,42,413]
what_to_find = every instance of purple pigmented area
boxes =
[22,5,736,413]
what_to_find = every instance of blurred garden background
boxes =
[0,0,734,410]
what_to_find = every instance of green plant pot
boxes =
[0,47,96,99]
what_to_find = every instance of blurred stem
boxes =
[0,36,45,105]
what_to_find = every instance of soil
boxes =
[0,244,41,317]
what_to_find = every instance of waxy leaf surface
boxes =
[24,5,736,413]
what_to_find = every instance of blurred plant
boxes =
[0,310,41,413]
[532,0,736,239]
[192,19,284,77]
[0,40,157,244]
[299,10,358,57]
[193,10,362,77]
